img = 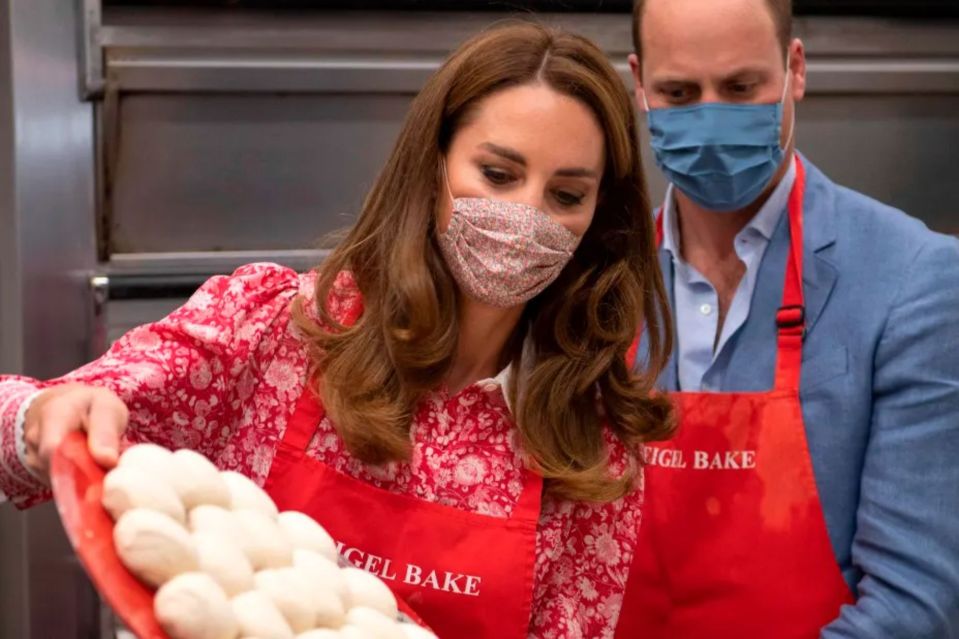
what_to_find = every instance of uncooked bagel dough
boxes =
[295,630,340,639]
[232,589,295,639]
[189,505,242,539]
[114,508,198,588]
[287,564,345,628]
[340,568,398,620]
[277,511,337,562]
[169,449,231,510]
[102,464,186,524]
[398,623,439,639]
[292,550,350,609]
[344,607,404,639]
[222,470,279,519]
[234,509,293,570]
[338,626,374,639]
[154,572,238,639]
[118,443,176,483]
[193,530,256,596]
[254,568,317,633]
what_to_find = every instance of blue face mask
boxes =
[644,72,794,212]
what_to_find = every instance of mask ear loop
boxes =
[441,159,455,204]
[780,55,797,152]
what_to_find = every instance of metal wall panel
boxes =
[0,0,101,637]
[109,93,409,252]
[96,11,959,258]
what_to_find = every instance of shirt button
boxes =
[481,382,499,392]
[700,303,713,316]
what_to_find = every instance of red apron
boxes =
[616,157,854,639]
[263,382,542,639]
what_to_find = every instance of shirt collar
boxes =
[660,154,797,257]
[470,365,514,415]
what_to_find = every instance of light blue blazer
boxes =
[640,156,959,638]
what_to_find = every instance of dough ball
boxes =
[154,572,238,639]
[193,531,255,596]
[222,470,278,519]
[338,626,374,639]
[286,564,345,628]
[344,608,404,639]
[190,505,242,539]
[307,583,346,629]
[398,623,438,639]
[255,568,317,633]
[234,510,293,570]
[296,631,340,639]
[277,512,337,562]
[118,443,176,482]
[114,508,198,588]
[102,464,185,524]
[340,568,398,619]
[293,550,349,609]
[232,589,294,639]
[169,449,231,510]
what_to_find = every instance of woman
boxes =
[0,23,673,637]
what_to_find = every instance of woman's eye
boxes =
[481,166,514,186]
[554,190,585,207]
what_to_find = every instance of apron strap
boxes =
[511,470,545,525]
[652,154,808,393]
[277,384,327,458]
[772,155,807,392]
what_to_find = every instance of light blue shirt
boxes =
[661,157,796,391]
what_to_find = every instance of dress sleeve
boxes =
[0,263,302,509]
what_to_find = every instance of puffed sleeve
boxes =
[0,263,302,509]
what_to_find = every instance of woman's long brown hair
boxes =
[294,22,675,503]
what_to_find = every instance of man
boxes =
[618,0,959,637]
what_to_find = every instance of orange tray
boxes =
[50,431,432,638]
[51,431,167,638]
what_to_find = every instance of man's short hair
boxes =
[631,0,793,62]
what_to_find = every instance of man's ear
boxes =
[628,54,648,112]
[788,38,807,103]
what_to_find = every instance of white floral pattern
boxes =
[0,263,643,638]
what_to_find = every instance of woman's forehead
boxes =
[453,84,605,173]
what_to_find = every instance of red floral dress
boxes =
[0,263,643,638]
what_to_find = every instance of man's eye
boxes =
[482,166,514,186]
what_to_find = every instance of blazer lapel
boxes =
[800,158,839,338]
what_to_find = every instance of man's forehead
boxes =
[641,0,782,77]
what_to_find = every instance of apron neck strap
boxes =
[280,385,545,524]
[279,384,327,455]
[654,154,808,392]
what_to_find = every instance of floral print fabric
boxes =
[0,263,641,638]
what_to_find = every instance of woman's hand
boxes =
[23,383,129,481]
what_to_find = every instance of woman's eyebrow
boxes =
[480,142,597,179]
[480,142,526,165]
[555,167,599,179]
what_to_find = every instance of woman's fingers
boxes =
[24,384,130,480]
[84,389,128,467]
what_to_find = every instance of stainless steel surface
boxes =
[80,0,105,98]
[89,9,958,256]
[105,249,328,276]
[108,92,407,253]
[0,0,100,637]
